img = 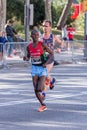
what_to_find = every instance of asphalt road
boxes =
[0,62,87,130]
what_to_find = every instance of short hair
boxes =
[43,20,52,26]
[31,29,39,35]
[7,19,14,24]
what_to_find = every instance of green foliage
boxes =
[7,0,24,24]
[52,0,64,26]
[30,0,45,25]
[6,0,84,40]
[14,22,25,33]
[75,13,84,32]
[7,0,45,25]
[52,0,75,27]
[7,0,75,27]
[52,4,64,27]
[52,28,61,35]
[74,33,84,40]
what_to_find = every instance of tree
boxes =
[7,0,45,25]
[44,0,52,22]
[52,0,65,27]
[0,0,6,31]
[57,0,73,29]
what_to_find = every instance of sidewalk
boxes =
[0,50,87,69]
[54,50,87,65]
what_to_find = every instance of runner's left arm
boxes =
[42,43,54,67]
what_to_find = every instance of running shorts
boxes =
[31,65,48,77]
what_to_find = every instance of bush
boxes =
[14,22,25,33]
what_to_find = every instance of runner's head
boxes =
[42,20,52,34]
[31,29,39,43]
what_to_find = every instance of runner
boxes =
[41,20,62,99]
[23,29,53,112]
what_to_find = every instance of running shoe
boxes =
[38,105,47,112]
[49,78,56,90]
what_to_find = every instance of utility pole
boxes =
[82,0,87,57]
[24,0,30,42]
[84,11,87,57]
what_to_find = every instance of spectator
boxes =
[5,19,18,57]
[62,24,68,50]
[67,24,75,50]
[0,31,8,65]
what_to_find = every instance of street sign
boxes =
[29,4,34,25]
[24,4,33,26]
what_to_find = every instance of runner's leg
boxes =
[32,75,46,105]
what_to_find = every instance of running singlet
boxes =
[27,41,44,65]
[67,27,74,40]
[43,34,54,52]
[42,34,54,63]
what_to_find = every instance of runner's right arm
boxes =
[23,45,30,61]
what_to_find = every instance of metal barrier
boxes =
[0,40,87,68]
[0,42,28,68]
[54,40,86,64]
[71,40,86,63]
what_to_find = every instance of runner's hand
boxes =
[23,56,29,61]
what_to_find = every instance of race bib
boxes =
[31,57,42,64]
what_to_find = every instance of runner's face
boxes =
[43,22,51,34]
[31,32,39,43]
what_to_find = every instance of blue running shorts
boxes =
[31,65,48,77]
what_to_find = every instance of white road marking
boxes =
[0,92,87,107]
[0,99,37,107]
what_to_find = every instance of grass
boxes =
[52,28,84,42]
[18,27,85,43]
